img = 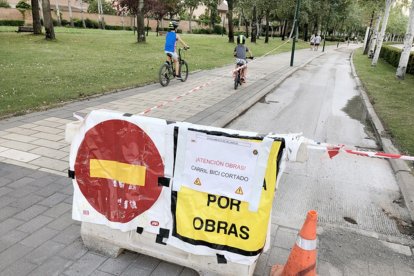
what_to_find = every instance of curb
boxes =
[350,49,414,221]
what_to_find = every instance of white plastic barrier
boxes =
[66,109,288,275]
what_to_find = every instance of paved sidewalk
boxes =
[1,45,412,276]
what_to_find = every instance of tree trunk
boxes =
[265,9,269,43]
[251,5,257,43]
[363,26,370,51]
[282,19,287,40]
[372,0,394,66]
[242,11,248,38]
[31,0,42,34]
[97,0,102,28]
[42,0,55,39]
[136,0,145,43]
[133,15,136,35]
[38,0,44,23]
[304,23,308,41]
[68,0,74,27]
[189,9,194,33]
[368,14,382,57]
[97,0,105,29]
[146,17,149,36]
[227,0,234,43]
[396,0,414,79]
[363,10,375,55]
[210,6,217,29]
[54,0,61,26]
[80,0,86,28]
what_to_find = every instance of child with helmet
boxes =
[233,35,253,83]
[164,21,190,80]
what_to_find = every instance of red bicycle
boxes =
[234,57,253,90]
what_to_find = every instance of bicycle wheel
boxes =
[159,63,171,87]
[234,73,240,90]
[180,60,189,82]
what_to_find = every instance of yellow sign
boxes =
[194,178,202,186]
[173,140,283,255]
[235,186,244,195]
[89,159,146,186]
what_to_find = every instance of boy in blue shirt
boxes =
[164,21,189,80]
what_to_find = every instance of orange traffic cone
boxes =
[270,210,318,276]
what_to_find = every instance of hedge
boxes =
[191,25,226,35]
[325,36,346,42]
[0,20,24,26]
[380,45,414,75]
[0,0,11,8]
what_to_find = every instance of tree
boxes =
[87,0,116,15]
[251,4,257,42]
[68,0,74,27]
[16,0,30,9]
[16,0,30,23]
[256,0,278,43]
[146,0,168,35]
[372,0,395,66]
[387,4,409,41]
[137,0,145,42]
[42,0,55,39]
[164,0,183,19]
[204,0,218,28]
[0,0,11,8]
[237,0,253,37]
[227,0,236,42]
[80,0,86,28]
[183,0,201,33]
[368,13,382,56]
[396,0,414,79]
[54,0,61,26]
[31,0,42,34]
[272,0,295,40]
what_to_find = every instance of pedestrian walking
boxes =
[310,34,315,51]
[314,34,322,51]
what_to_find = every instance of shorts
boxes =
[235,58,247,65]
[165,51,178,60]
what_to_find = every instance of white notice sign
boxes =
[181,130,262,202]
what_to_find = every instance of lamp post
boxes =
[322,6,332,52]
[290,0,301,66]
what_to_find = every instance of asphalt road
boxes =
[227,46,414,274]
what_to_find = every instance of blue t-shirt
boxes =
[164,31,177,52]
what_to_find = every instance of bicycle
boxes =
[159,47,189,87]
[233,56,253,90]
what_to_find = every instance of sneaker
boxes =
[241,77,246,83]
[176,75,183,80]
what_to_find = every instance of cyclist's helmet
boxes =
[169,21,179,30]
[237,35,246,44]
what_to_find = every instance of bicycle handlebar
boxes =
[233,56,254,60]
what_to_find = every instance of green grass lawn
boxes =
[0,26,309,117]
[353,48,414,156]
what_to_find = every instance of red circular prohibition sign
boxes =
[75,119,164,223]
